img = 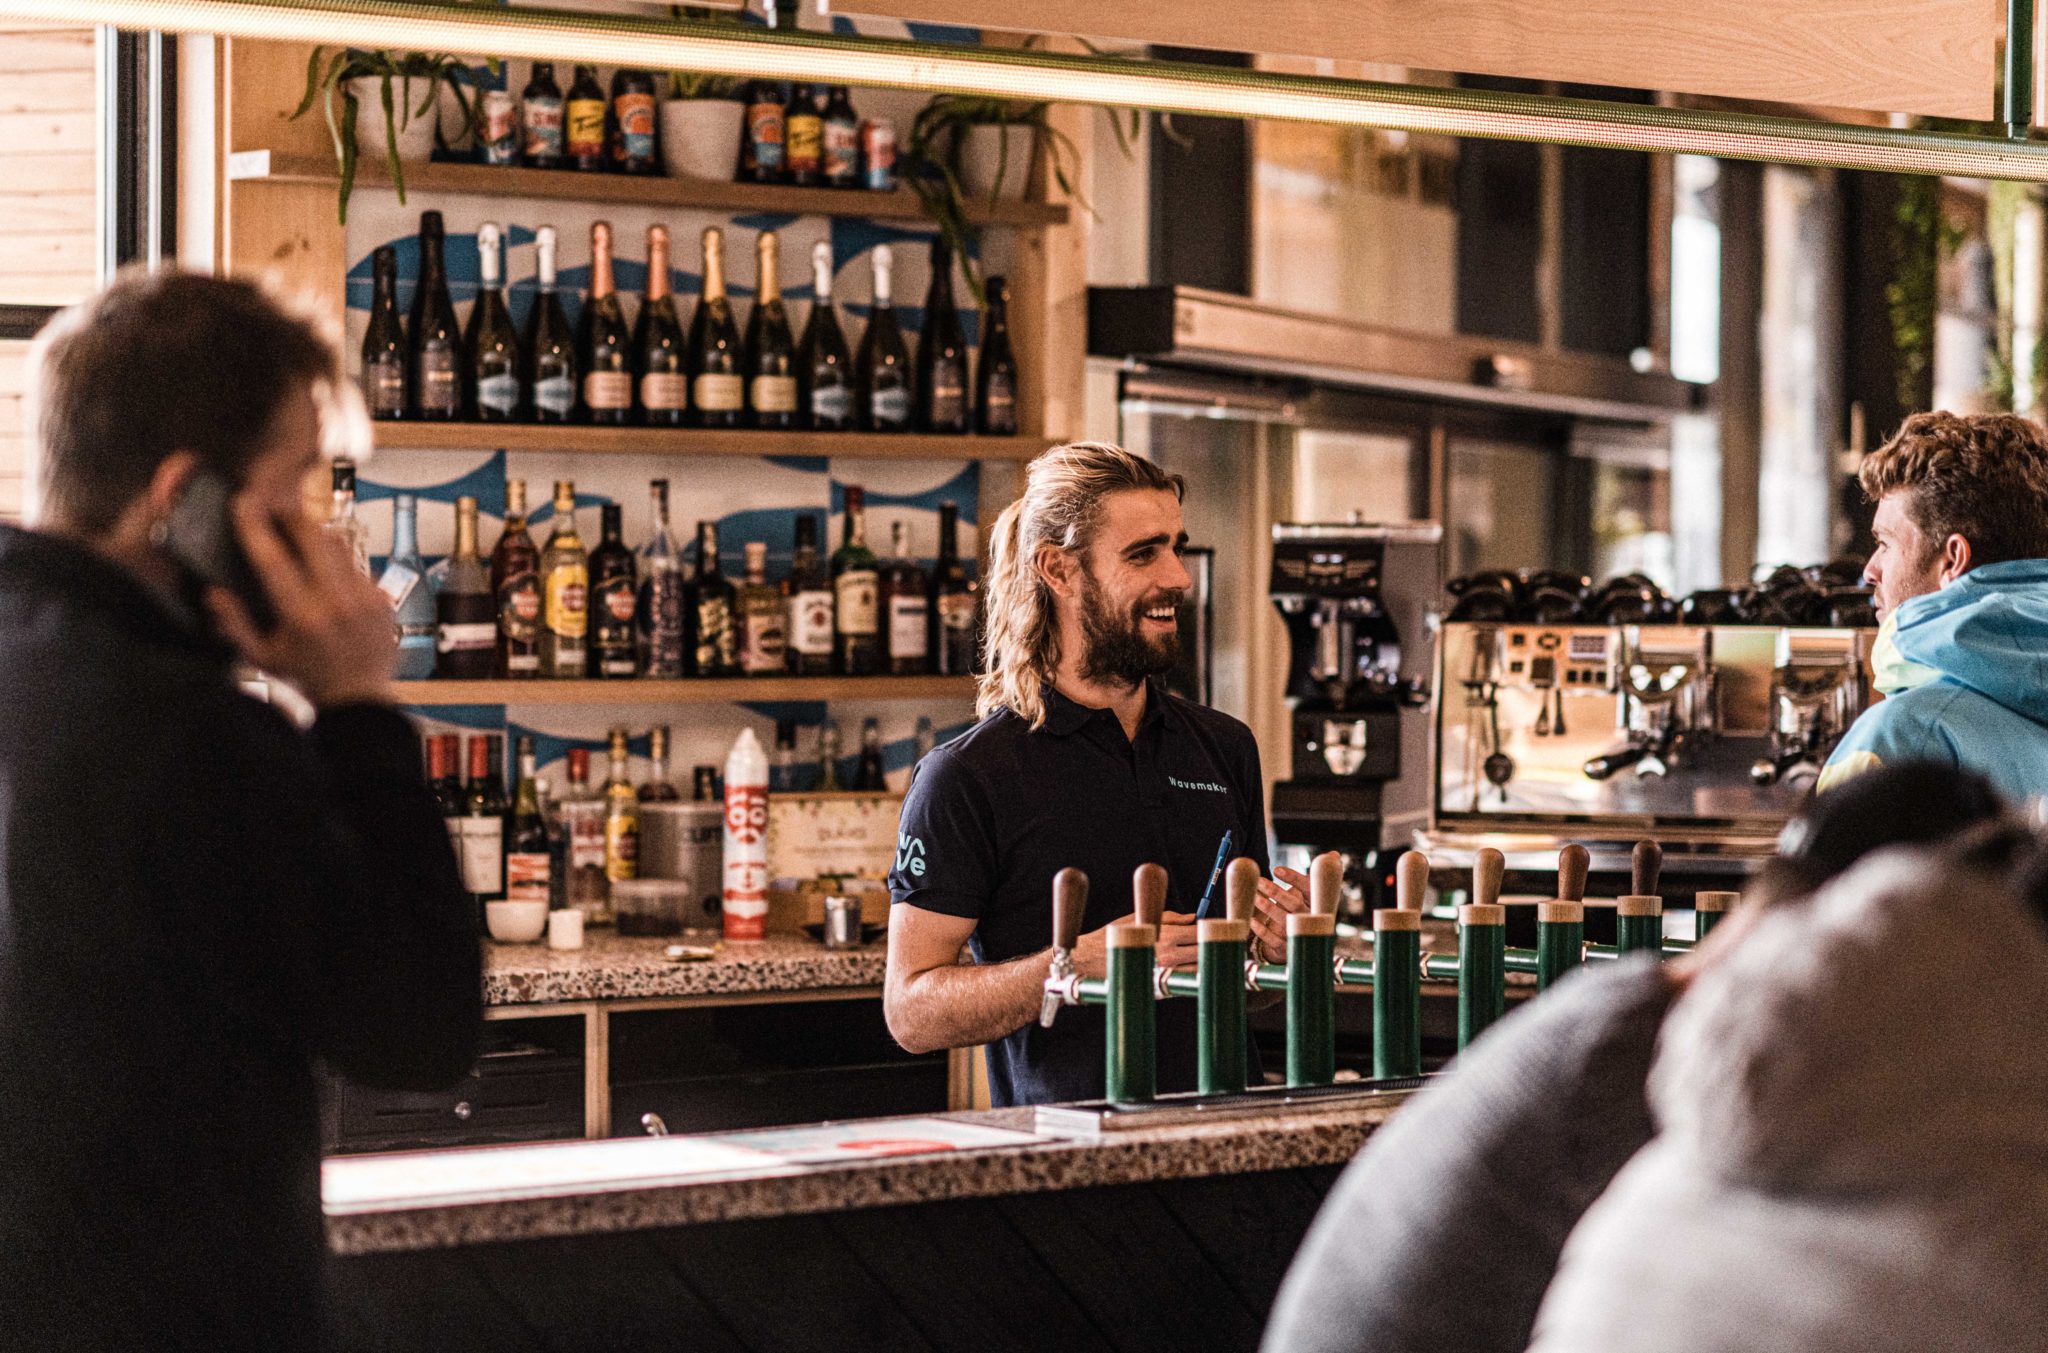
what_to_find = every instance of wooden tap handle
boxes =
[1557,844,1590,903]
[1395,850,1430,911]
[1474,847,1505,909]
[1224,857,1260,924]
[1310,852,1344,917]
[1052,868,1088,951]
[1132,863,1168,930]
[1632,840,1663,898]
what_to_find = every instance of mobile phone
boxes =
[160,467,279,633]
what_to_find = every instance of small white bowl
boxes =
[485,900,550,944]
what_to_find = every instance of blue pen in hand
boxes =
[1194,829,1234,921]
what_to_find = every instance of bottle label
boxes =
[722,783,770,942]
[568,805,606,870]
[566,97,606,156]
[397,619,437,649]
[983,372,1016,432]
[584,369,631,411]
[941,591,977,634]
[789,589,834,656]
[747,104,786,171]
[506,652,540,674]
[459,816,504,895]
[478,371,520,418]
[928,372,966,428]
[742,610,788,673]
[889,595,928,659]
[809,383,852,422]
[615,91,657,162]
[605,808,639,882]
[694,372,745,412]
[499,569,542,643]
[546,565,589,639]
[823,121,860,180]
[437,621,497,654]
[521,96,563,158]
[695,597,734,671]
[598,576,637,626]
[835,569,879,635]
[645,571,687,676]
[416,350,460,415]
[362,357,404,416]
[749,374,798,414]
[506,852,551,903]
[534,373,574,419]
[787,115,823,172]
[481,89,518,164]
[640,371,689,413]
[869,385,911,427]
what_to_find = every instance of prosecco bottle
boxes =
[975,274,1020,436]
[635,224,688,426]
[523,225,577,423]
[360,244,406,420]
[744,231,798,429]
[855,244,912,432]
[465,221,522,422]
[797,240,853,431]
[407,210,463,421]
[577,220,633,425]
[915,238,970,434]
[686,227,744,429]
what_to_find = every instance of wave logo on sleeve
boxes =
[895,833,928,877]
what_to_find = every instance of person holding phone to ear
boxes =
[0,270,481,1351]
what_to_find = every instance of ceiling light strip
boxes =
[8,0,2048,181]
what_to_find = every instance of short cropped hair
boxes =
[28,269,339,535]
[1858,412,2048,567]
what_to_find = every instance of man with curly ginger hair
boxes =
[1819,411,2048,800]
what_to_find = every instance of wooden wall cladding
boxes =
[842,0,2001,122]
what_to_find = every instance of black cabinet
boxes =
[321,1018,584,1155]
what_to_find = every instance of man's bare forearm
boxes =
[885,950,1051,1054]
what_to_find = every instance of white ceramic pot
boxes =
[349,75,440,164]
[956,122,1033,202]
[661,98,745,181]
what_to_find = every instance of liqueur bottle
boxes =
[856,717,886,791]
[784,513,834,676]
[743,231,798,429]
[686,227,745,429]
[523,225,577,423]
[639,725,683,803]
[638,478,687,678]
[688,521,739,677]
[564,64,607,172]
[975,274,1019,436]
[490,478,542,678]
[385,492,437,679]
[577,221,633,425]
[539,480,589,678]
[830,486,881,675]
[465,222,523,422]
[882,519,930,675]
[587,502,638,678]
[736,541,788,675]
[325,459,370,577]
[602,727,640,896]
[519,61,565,169]
[797,241,853,431]
[505,735,553,905]
[815,719,843,790]
[407,211,463,421]
[436,494,498,679]
[855,244,912,432]
[461,734,508,909]
[634,224,688,426]
[360,245,406,420]
[930,501,977,675]
[915,239,970,434]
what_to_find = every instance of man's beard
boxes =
[1077,565,1182,687]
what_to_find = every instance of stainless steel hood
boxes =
[1088,286,1701,423]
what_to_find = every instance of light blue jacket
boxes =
[1820,559,2048,805]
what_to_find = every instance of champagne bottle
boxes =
[540,480,589,678]
[831,486,881,675]
[975,274,1020,435]
[855,244,912,432]
[798,241,853,431]
[386,493,437,678]
[882,519,930,675]
[784,82,823,186]
[608,67,659,174]
[634,224,688,426]
[437,494,498,679]
[744,231,798,429]
[506,735,553,904]
[578,221,633,425]
[931,500,979,675]
[916,238,970,434]
[689,521,739,677]
[686,227,745,428]
[465,222,523,422]
[519,61,564,169]
[491,478,543,678]
[785,513,834,676]
[461,734,508,908]
[639,478,687,678]
[407,211,463,420]
[360,244,406,420]
[737,541,788,675]
[523,225,577,423]
[587,502,639,679]
[565,64,607,172]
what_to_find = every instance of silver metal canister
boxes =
[637,802,725,927]
[822,895,864,949]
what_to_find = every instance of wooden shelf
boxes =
[394,675,977,705]
[372,422,1050,461]
[228,149,1069,228]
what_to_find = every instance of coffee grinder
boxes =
[1268,522,1442,915]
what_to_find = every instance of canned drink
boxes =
[861,118,896,191]
[481,88,518,165]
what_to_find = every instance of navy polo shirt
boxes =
[889,681,1270,1107]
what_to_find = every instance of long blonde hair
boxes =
[977,441,1185,727]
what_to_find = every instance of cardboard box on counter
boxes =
[765,791,902,932]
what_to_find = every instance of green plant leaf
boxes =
[381,73,407,207]
[338,88,359,225]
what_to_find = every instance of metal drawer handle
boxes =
[453,1100,473,1121]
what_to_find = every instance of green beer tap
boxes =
[1536,843,1589,991]
[1616,839,1664,957]
[1197,858,1259,1094]
[1285,852,1344,1088]
[1104,863,1168,1103]
[1458,847,1507,1049]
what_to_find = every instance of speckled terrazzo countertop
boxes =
[484,931,885,1005]
[325,1092,1410,1256]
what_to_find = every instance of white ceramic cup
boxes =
[548,907,586,951]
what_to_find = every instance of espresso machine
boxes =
[1268,522,1442,914]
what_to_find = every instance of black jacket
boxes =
[0,525,481,1350]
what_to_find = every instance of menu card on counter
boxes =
[715,1116,1048,1165]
